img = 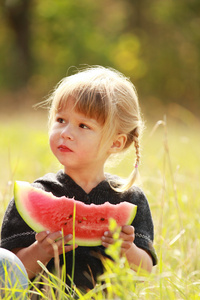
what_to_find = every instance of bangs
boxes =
[74,88,108,125]
[55,85,109,126]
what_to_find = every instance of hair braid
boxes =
[113,127,141,192]
[133,128,140,169]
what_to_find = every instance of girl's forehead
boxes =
[57,96,102,125]
[57,95,76,111]
[56,95,81,116]
[56,94,106,125]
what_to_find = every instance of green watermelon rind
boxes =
[14,180,137,247]
[14,181,48,233]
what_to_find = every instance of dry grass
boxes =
[0,109,200,299]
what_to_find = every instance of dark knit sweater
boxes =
[0,170,157,290]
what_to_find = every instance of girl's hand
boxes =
[12,231,78,279]
[102,226,153,273]
[101,225,135,254]
[35,230,78,260]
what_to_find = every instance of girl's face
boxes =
[49,97,111,174]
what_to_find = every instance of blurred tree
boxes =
[120,0,200,113]
[0,0,199,114]
[1,0,33,86]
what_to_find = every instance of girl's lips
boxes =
[58,145,73,152]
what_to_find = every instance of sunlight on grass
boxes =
[0,110,200,299]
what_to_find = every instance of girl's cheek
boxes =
[49,133,56,152]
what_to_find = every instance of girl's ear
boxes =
[109,134,127,153]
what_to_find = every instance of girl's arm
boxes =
[12,231,77,279]
[124,241,153,273]
[102,225,153,273]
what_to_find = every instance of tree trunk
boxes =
[4,0,32,85]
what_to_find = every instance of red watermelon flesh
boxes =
[14,181,137,246]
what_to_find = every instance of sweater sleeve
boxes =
[0,198,35,250]
[129,187,157,265]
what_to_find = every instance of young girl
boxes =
[1,66,157,291]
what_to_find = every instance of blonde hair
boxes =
[47,66,144,191]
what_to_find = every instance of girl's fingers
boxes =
[102,237,114,247]
[121,240,133,250]
[119,232,134,243]
[119,226,135,242]
[121,225,134,235]
[64,234,73,244]
[35,230,77,258]
[64,243,78,253]
[52,234,73,248]
[101,231,114,247]
[36,231,74,246]
[50,234,78,254]
[46,231,63,243]
[35,231,49,242]
[101,226,135,248]
[35,230,62,244]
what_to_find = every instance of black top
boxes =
[0,170,157,290]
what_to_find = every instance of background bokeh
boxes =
[0,0,200,119]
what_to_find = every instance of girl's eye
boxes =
[56,117,65,123]
[79,123,89,129]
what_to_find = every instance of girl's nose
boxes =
[61,124,74,140]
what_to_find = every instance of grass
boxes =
[0,108,200,299]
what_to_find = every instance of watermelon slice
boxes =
[14,181,137,246]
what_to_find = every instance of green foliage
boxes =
[0,0,200,112]
[0,111,200,298]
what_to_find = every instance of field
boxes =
[0,107,200,299]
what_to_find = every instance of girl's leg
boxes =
[0,248,28,298]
